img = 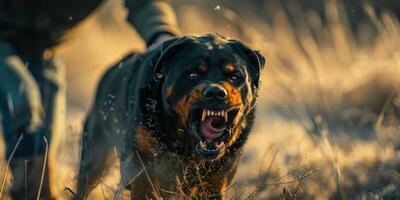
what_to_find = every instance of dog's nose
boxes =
[203,84,227,101]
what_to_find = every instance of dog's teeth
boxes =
[216,141,224,149]
[224,111,228,122]
[202,110,206,121]
[200,141,206,149]
[207,110,211,116]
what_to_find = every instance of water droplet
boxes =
[156,73,163,79]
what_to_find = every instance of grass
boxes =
[0,135,23,199]
[1,0,399,199]
[225,0,400,198]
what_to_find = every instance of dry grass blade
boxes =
[123,168,144,187]
[267,170,316,186]
[375,87,399,131]
[99,182,108,200]
[112,148,120,200]
[243,149,279,200]
[159,188,185,197]
[135,151,162,200]
[25,159,28,200]
[0,134,23,199]
[36,136,49,200]
[333,163,345,200]
[64,187,81,200]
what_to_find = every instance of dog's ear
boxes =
[145,36,194,96]
[229,40,266,88]
[152,36,194,77]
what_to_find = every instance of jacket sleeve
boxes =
[125,0,181,46]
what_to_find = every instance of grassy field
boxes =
[1,0,399,199]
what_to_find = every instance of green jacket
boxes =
[0,0,180,47]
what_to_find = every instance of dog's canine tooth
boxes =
[216,141,224,149]
[200,141,206,149]
[202,110,206,121]
[224,111,228,122]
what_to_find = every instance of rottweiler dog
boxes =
[76,34,265,199]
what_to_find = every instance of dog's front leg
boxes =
[130,173,160,200]
[128,155,161,200]
[197,154,241,200]
[196,172,230,200]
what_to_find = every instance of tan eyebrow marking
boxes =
[166,85,173,97]
[198,64,207,73]
[225,64,235,73]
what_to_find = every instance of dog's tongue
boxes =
[201,116,226,142]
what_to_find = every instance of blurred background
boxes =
[15,0,400,199]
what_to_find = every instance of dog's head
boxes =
[152,34,265,159]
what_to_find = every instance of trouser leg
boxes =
[9,156,55,200]
[28,52,66,200]
[0,41,66,199]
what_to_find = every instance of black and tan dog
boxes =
[76,34,265,199]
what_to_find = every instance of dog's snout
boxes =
[203,84,227,101]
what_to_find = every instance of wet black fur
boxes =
[77,34,265,199]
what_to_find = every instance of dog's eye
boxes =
[229,73,242,82]
[189,72,200,80]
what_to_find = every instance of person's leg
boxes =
[0,40,46,199]
[0,40,65,199]
[28,51,66,200]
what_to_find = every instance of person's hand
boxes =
[148,33,175,50]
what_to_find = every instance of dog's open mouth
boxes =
[188,107,240,159]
